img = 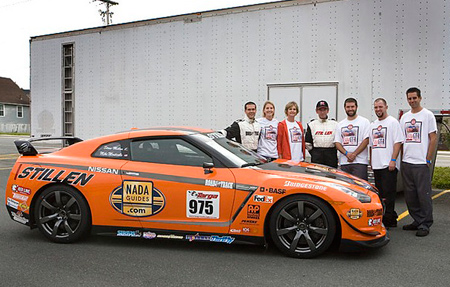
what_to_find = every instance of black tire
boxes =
[269,195,336,258]
[34,185,91,243]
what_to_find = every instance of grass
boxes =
[432,167,450,189]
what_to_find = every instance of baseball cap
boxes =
[316,100,329,109]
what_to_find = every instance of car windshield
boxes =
[190,133,267,167]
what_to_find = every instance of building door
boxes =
[268,86,302,122]
[267,82,338,123]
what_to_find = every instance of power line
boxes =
[93,0,119,25]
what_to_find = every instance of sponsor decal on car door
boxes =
[120,161,236,234]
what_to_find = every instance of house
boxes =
[0,77,30,134]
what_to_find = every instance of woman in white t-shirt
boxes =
[257,101,279,161]
[277,101,305,162]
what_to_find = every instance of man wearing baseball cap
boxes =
[305,100,338,167]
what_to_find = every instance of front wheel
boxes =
[270,195,336,258]
[34,185,91,243]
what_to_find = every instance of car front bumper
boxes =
[339,231,390,252]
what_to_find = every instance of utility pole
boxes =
[93,0,119,25]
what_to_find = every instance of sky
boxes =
[0,0,274,89]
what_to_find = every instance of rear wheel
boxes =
[270,195,336,258]
[34,185,91,243]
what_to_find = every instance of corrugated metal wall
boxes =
[30,0,450,139]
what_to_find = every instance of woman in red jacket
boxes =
[277,101,306,162]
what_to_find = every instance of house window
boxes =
[17,106,23,118]
[0,104,4,117]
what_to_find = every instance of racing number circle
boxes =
[270,195,336,258]
[35,185,91,243]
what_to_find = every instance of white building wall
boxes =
[30,0,450,139]
[31,37,63,137]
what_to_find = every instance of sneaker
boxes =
[416,229,429,237]
[402,223,418,230]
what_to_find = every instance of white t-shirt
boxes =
[369,116,405,170]
[286,120,304,162]
[334,115,370,165]
[400,108,437,164]
[257,117,279,159]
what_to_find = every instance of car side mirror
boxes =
[203,162,214,174]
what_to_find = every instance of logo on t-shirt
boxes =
[289,127,302,143]
[264,125,277,141]
[341,125,359,146]
[405,119,422,143]
[315,131,334,135]
[371,125,387,148]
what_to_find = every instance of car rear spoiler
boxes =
[14,137,83,156]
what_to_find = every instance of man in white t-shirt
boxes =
[400,87,437,237]
[334,98,370,180]
[369,98,404,228]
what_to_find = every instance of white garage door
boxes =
[267,83,338,124]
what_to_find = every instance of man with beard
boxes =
[400,87,437,237]
[369,98,404,227]
[222,101,261,151]
[305,100,338,167]
[334,98,370,180]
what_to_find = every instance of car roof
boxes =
[126,126,214,135]
[52,126,215,157]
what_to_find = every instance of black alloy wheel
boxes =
[35,185,91,243]
[270,195,336,258]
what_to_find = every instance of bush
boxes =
[432,167,450,189]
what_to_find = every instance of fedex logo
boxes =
[253,195,273,203]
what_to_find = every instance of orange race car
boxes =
[5,127,388,258]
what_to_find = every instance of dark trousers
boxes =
[373,167,398,223]
[310,148,338,168]
[340,164,368,180]
[401,162,433,230]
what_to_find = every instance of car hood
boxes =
[254,160,376,193]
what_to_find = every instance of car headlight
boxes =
[321,182,371,203]
[352,179,379,194]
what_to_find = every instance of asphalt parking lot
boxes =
[0,136,449,286]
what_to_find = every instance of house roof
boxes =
[0,77,30,105]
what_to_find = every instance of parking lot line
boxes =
[0,166,13,170]
[0,154,18,160]
[397,190,450,221]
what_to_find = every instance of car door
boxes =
[119,137,236,234]
[87,139,143,230]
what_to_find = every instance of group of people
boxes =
[221,100,306,162]
[222,87,437,237]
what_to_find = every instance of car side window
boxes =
[92,140,129,159]
[131,138,212,167]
